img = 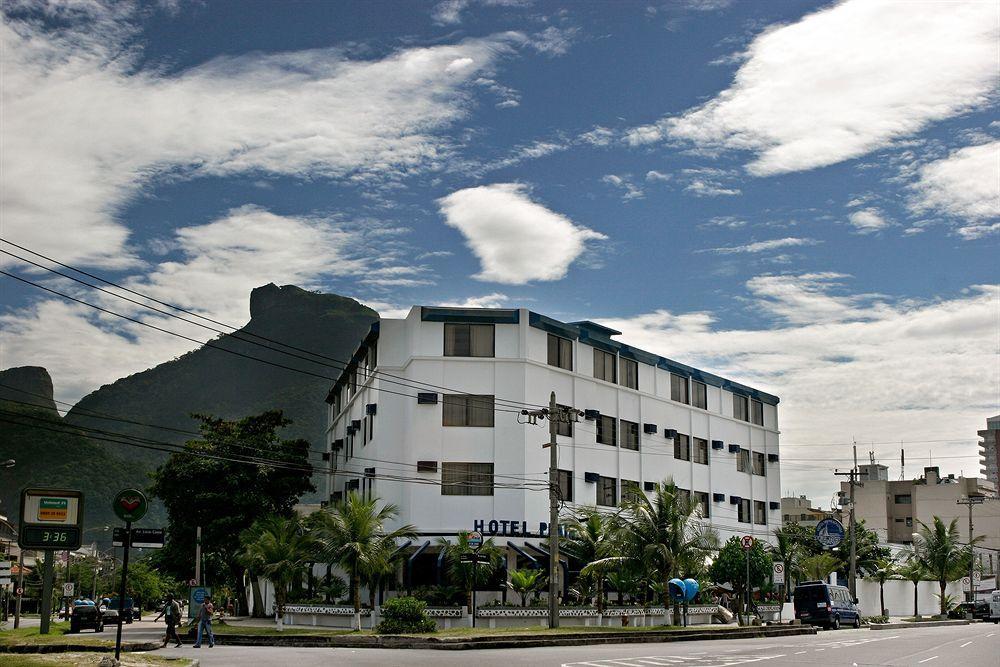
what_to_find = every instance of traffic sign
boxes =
[188,578,198,587]
[16,587,24,596]
[112,489,148,523]
[815,518,846,549]
[467,531,484,551]
[740,535,755,550]
[113,527,164,549]
[19,488,84,550]
[772,561,785,579]
[63,582,75,597]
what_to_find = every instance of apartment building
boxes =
[781,495,841,529]
[980,414,999,490]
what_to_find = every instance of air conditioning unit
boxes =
[643,423,658,434]
[643,481,657,491]
[768,453,779,463]
[364,467,375,477]
[347,479,360,490]
[584,409,601,420]
[416,460,438,473]
[769,501,780,510]
[728,444,741,453]
[664,428,678,439]
[321,452,331,461]
[366,403,377,415]
[712,440,724,450]
[729,495,741,504]
[713,493,725,503]
[351,419,362,430]
[417,392,438,404]
[345,426,356,436]
[332,438,344,450]
[584,472,601,483]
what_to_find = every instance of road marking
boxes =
[794,651,807,655]
[960,641,972,647]
[918,657,938,664]
[987,633,995,637]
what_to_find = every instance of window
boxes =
[442,394,495,427]
[597,476,617,507]
[733,394,749,421]
[692,381,707,410]
[333,388,342,416]
[754,500,767,525]
[444,323,495,357]
[621,419,640,451]
[594,348,617,383]
[784,514,791,523]
[556,404,573,437]
[751,399,764,426]
[556,469,573,502]
[693,437,709,465]
[349,368,358,395]
[620,358,638,389]
[368,341,377,374]
[441,462,494,496]
[597,414,617,446]
[894,518,904,523]
[622,479,642,504]
[894,494,912,505]
[738,498,751,523]
[752,451,766,476]
[362,416,368,446]
[670,374,689,404]
[677,487,691,506]
[547,334,573,370]
[737,448,750,473]
[695,491,710,518]
[905,517,913,527]
[367,414,374,441]
[674,433,691,461]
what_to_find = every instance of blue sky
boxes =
[1,0,997,503]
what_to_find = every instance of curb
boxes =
[200,625,816,650]
[869,619,970,631]
[0,641,160,654]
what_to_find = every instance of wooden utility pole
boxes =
[956,496,984,603]
[547,392,560,629]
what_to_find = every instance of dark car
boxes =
[951,600,990,620]
[793,581,861,630]
[106,597,135,624]
[69,603,105,633]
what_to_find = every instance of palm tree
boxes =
[616,479,718,624]
[770,527,801,602]
[799,553,841,582]
[437,532,504,612]
[912,516,982,617]
[508,568,545,607]
[238,515,316,631]
[865,556,896,616]
[562,507,621,613]
[312,493,417,629]
[897,558,926,618]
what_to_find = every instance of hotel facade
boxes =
[324,306,781,587]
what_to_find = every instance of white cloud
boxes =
[848,208,891,234]
[628,0,999,176]
[579,126,617,147]
[437,183,606,284]
[1,206,375,404]
[706,237,819,254]
[432,0,531,25]
[439,293,511,308]
[685,180,740,197]
[910,140,1000,228]
[602,174,645,200]
[530,26,578,56]
[1,4,523,269]
[595,276,999,502]
[645,170,671,182]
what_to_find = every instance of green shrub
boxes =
[863,615,889,624]
[375,596,437,634]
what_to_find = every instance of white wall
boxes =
[856,579,965,617]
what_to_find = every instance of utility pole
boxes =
[195,525,202,586]
[956,496,984,603]
[833,444,860,598]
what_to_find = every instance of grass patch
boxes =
[900,616,949,622]
[0,622,113,647]
[205,622,363,636]
[0,653,194,667]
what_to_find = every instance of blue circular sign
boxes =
[815,518,846,548]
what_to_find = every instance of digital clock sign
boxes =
[21,525,81,549]
[19,488,84,550]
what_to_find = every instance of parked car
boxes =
[106,596,136,624]
[69,603,105,633]
[989,590,1000,624]
[950,600,991,620]
[793,581,862,630]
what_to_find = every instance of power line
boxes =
[0,240,544,411]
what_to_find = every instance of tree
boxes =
[312,493,416,629]
[437,532,504,612]
[896,558,926,618]
[769,527,802,601]
[562,507,621,613]
[149,411,314,615]
[615,480,718,624]
[864,556,896,616]
[238,515,316,630]
[912,516,981,617]
[508,568,545,607]
[799,553,841,581]
[832,520,891,576]
[709,537,772,625]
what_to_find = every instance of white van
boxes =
[989,590,1000,624]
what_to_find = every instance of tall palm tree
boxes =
[238,515,316,631]
[508,568,545,607]
[312,493,416,629]
[897,558,925,618]
[770,527,801,602]
[562,507,622,613]
[912,516,981,617]
[799,553,841,582]
[865,556,896,616]
[615,479,718,624]
[437,532,504,611]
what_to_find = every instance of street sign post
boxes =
[772,561,785,580]
[463,532,487,628]
[815,518,846,550]
[112,488,147,662]
[467,531,484,551]
[18,488,84,634]
[63,582,75,598]
[113,527,164,549]
[741,535,754,625]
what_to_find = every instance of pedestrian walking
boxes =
[193,596,215,648]
[154,594,182,647]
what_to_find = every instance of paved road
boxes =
[168,623,1000,667]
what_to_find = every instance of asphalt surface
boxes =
[164,623,1000,667]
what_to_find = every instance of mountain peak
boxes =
[0,365,58,413]
[248,284,377,324]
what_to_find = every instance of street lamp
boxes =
[0,460,14,468]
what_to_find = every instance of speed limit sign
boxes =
[741,535,755,550]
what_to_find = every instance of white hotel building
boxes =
[324,306,781,587]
